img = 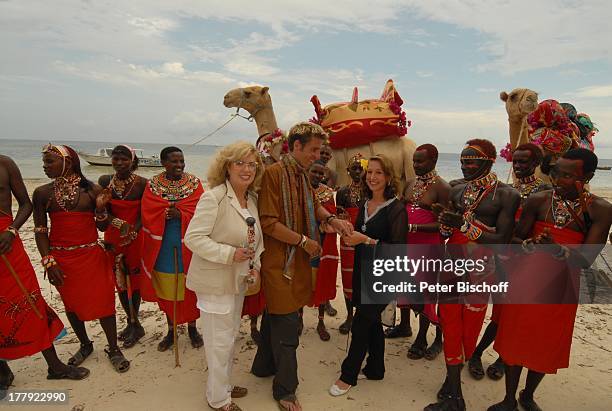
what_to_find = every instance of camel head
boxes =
[500,88,539,120]
[223,85,271,115]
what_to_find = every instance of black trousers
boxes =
[340,303,387,386]
[251,310,300,401]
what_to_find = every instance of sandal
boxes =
[324,302,338,317]
[188,327,204,349]
[209,402,242,411]
[338,318,352,335]
[424,339,443,361]
[384,325,412,338]
[406,342,427,360]
[230,386,248,398]
[317,323,331,341]
[486,357,505,381]
[468,356,485,380]
[67,341,94,366]
[277,394,301,411]
[518,390,542,411]
[486,400,518,411]
[425,395,466,411]
[157,333,174,352]
[47,365,90,380]
[104,348,130,373]
[123,324,145,349]
[118,324,132,341]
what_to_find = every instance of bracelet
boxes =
[552,245,570,261]
[111,218,125,229]
[41,255,58,270]
[408,224,418,233]
[465,222,483,241]
[325,214,337,224]
[439,223,453,237]
[5,226,18,237]
[299,235,308,248]
[521,239,536,254]
[33,226,48,234]
[96,212,109,222]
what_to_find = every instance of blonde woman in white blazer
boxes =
[185,141,264,411]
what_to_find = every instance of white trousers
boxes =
[200,293,245,409]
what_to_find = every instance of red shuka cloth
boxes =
[494,221,584,374]
[140,181,203,324]
[404,205,441,323]
[439,225,491,365]
[311,197,339,307]
[0,216,64,360]
[242,291,266,317]
[340,207,359,299]
[49,212,115,321]
[104,199,143,290]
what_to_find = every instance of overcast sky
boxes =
[1,0,611,156]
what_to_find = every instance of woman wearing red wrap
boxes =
[32,144,130,373]
[97,145,148,348]
[140,146,204,352]
[489,149,612,411]
[1,155,89,399]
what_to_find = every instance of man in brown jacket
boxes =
[251,122,352,411]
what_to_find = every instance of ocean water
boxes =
[2,138,612,189]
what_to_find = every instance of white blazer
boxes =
[184,182,264,296]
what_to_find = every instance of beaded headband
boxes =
[460,144,496,163]
[42,143,69,158]
[118,144,136,162]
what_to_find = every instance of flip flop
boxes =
[277,394,301,410]
[486,358,505,381]
[67,341,94,366]
[468,356,485,380]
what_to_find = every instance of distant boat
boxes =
[78,148,163,167]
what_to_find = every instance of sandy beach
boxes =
[3,179,612,411]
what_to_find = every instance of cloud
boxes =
[416,71,434,78]
[575,84,612,98]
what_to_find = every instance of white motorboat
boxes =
[78,148,163,167]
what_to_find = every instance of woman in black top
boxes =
[330,154,408,396]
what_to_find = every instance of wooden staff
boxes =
[173,246,180,367]
[1,254,43,319]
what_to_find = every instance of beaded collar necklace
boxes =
[461,172,498,221]
[54,173,81,211]
[407,169,438,206]
[110,173,137,200]
[150,172,199,201]
[513,174,543,199]
[551,190,586,229]
[348,181,364,206]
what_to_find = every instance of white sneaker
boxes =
[329,382,352,397]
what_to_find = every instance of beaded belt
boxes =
[50,240,102,251]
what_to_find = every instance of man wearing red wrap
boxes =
[32,145,130,373]
[1,155,89,399]
[470,143,550,382]
[140,146,204,352]
[97,145,148,348]
[401,144,449,361]
[427,139,519,411]
[308,160,339,341]
[489,148,612,411]
[336,154,366,334]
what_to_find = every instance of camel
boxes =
[500,88,539,150]
[223,85,416,188]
